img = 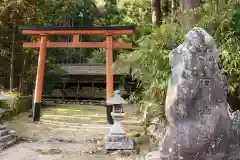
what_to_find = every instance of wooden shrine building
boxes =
[42,64,137,101]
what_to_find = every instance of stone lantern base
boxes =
[104,112,134,151]
[104,134,134,150]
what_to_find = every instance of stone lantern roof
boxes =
[106,90,127,105]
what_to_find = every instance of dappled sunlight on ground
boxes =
[0,104,142,160]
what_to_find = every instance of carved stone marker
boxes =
[145,27,231,160]
[104,90,134,152]
[227,109,240,159]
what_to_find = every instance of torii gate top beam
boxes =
[20,26,135,49]
[20,26,135,35]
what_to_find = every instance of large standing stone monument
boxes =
[146,27,231,160]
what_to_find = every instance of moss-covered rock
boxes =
[0,92,32,120]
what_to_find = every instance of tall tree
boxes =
[0,0,36,24]
[180,0,200,10]
[171,0,177,22]
[152,0,162,27]
[162,0,171,17]
[10,16,16,92]
[0,0,36,92]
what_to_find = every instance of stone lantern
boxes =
[104,90,134,152]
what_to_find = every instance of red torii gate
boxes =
[20,26,135,121]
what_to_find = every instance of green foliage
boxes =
[116,1,240,124]
[0,92,32,119]
[118,24,185,122]
[0,0,103,93]
[117,0,152,26]
[89,48,106,64]
[43,64,67,94]
[36,0,98,64]
[193,2,240,109]
[0,0,36,25]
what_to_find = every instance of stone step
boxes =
[0,124,7,130]
[0,129,8,136]
[0,136,17,151]
[4,136,17,147]
[0,134,13,143]
[8,130,16,135]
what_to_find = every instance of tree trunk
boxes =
[180,0,200,10]
[180,0,201,29]
[152,0,162,27]
[10,22,16,92]
[162,0,170,17]
[171,0,176,22]
[19,51,26,93]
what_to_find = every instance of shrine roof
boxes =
[60,64,129,76]
[20,26,135,31]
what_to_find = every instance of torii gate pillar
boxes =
[32,34,47,121]
[106,34,114,99]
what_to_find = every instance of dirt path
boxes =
[0,105,144,160]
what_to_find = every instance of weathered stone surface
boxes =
[0,137,17,151]
[0,124,7,130]
[47,149,62,155]
[146,27,231,160]
[0,134,13,143]
[0,122,17,151]
[147,118,166,144]
[227,109,240,159]
[0,129,8,136]
[8,130,16,135]
[104,134,134,150]
[104,112,134,151]
[0,108,6,118]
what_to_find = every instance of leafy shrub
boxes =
[0,92,32,119]
[117,1,240,125]
[117,23,185,125]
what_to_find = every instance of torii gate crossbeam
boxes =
[20,26,135,122]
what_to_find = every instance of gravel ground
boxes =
[0,105,143,160]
